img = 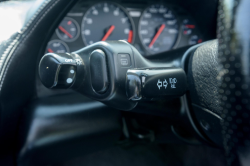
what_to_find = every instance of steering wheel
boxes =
[218,0,250,165]
[183,1,250,165]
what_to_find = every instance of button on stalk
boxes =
[39,53,83,89]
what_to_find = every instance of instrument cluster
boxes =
[45,1,203,56]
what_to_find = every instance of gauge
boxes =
[82,2,134,45]
[139,4,179,54]
[180,18,203,46]
[56,17,80,42]
[182,19,196,35]
[46,40,69,53]
[189,35,202,45]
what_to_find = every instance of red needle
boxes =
[127,30,133,43]
[185,24,195,29]
[59,26,72,38]
[148,24,165,48]
[101,25,115,41]
[48,48,53,53]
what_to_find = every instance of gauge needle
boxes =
[47,48,53,53]
[149,24,165,48]
[127,30,133,43]
[59,26,73,38]
[185,24,195,29]
[102,25,115,41]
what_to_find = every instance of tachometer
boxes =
[81,2,134,45]
[139,4,179,54]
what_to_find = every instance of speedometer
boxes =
[82,2,134,45]
[139,4,179,54]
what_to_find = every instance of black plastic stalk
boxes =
[39,40,187,111]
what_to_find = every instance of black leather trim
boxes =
[0,0,78,165]
[0,1,35,87]
[0,0,52,81]
[181,41,219,146]
[188,40,221,115]
[181,40,224,147]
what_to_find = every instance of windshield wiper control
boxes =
[39,41,187,110]
[126,68,186,101]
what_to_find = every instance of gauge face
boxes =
[46,40,69,53]
[189,35,202,45]
[139,4,179,54]
[82,2,134,45]
[56,17,80,42]
[182,19,196,35]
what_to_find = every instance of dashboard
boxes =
[45,0,205,57]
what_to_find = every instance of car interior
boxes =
[0,0,249,166]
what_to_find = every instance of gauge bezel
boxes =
[56,17,80,42]
[46,39,70,54]
[138,3,180,55]
[81,1,136,46]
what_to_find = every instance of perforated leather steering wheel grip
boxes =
[218,0,250,165]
